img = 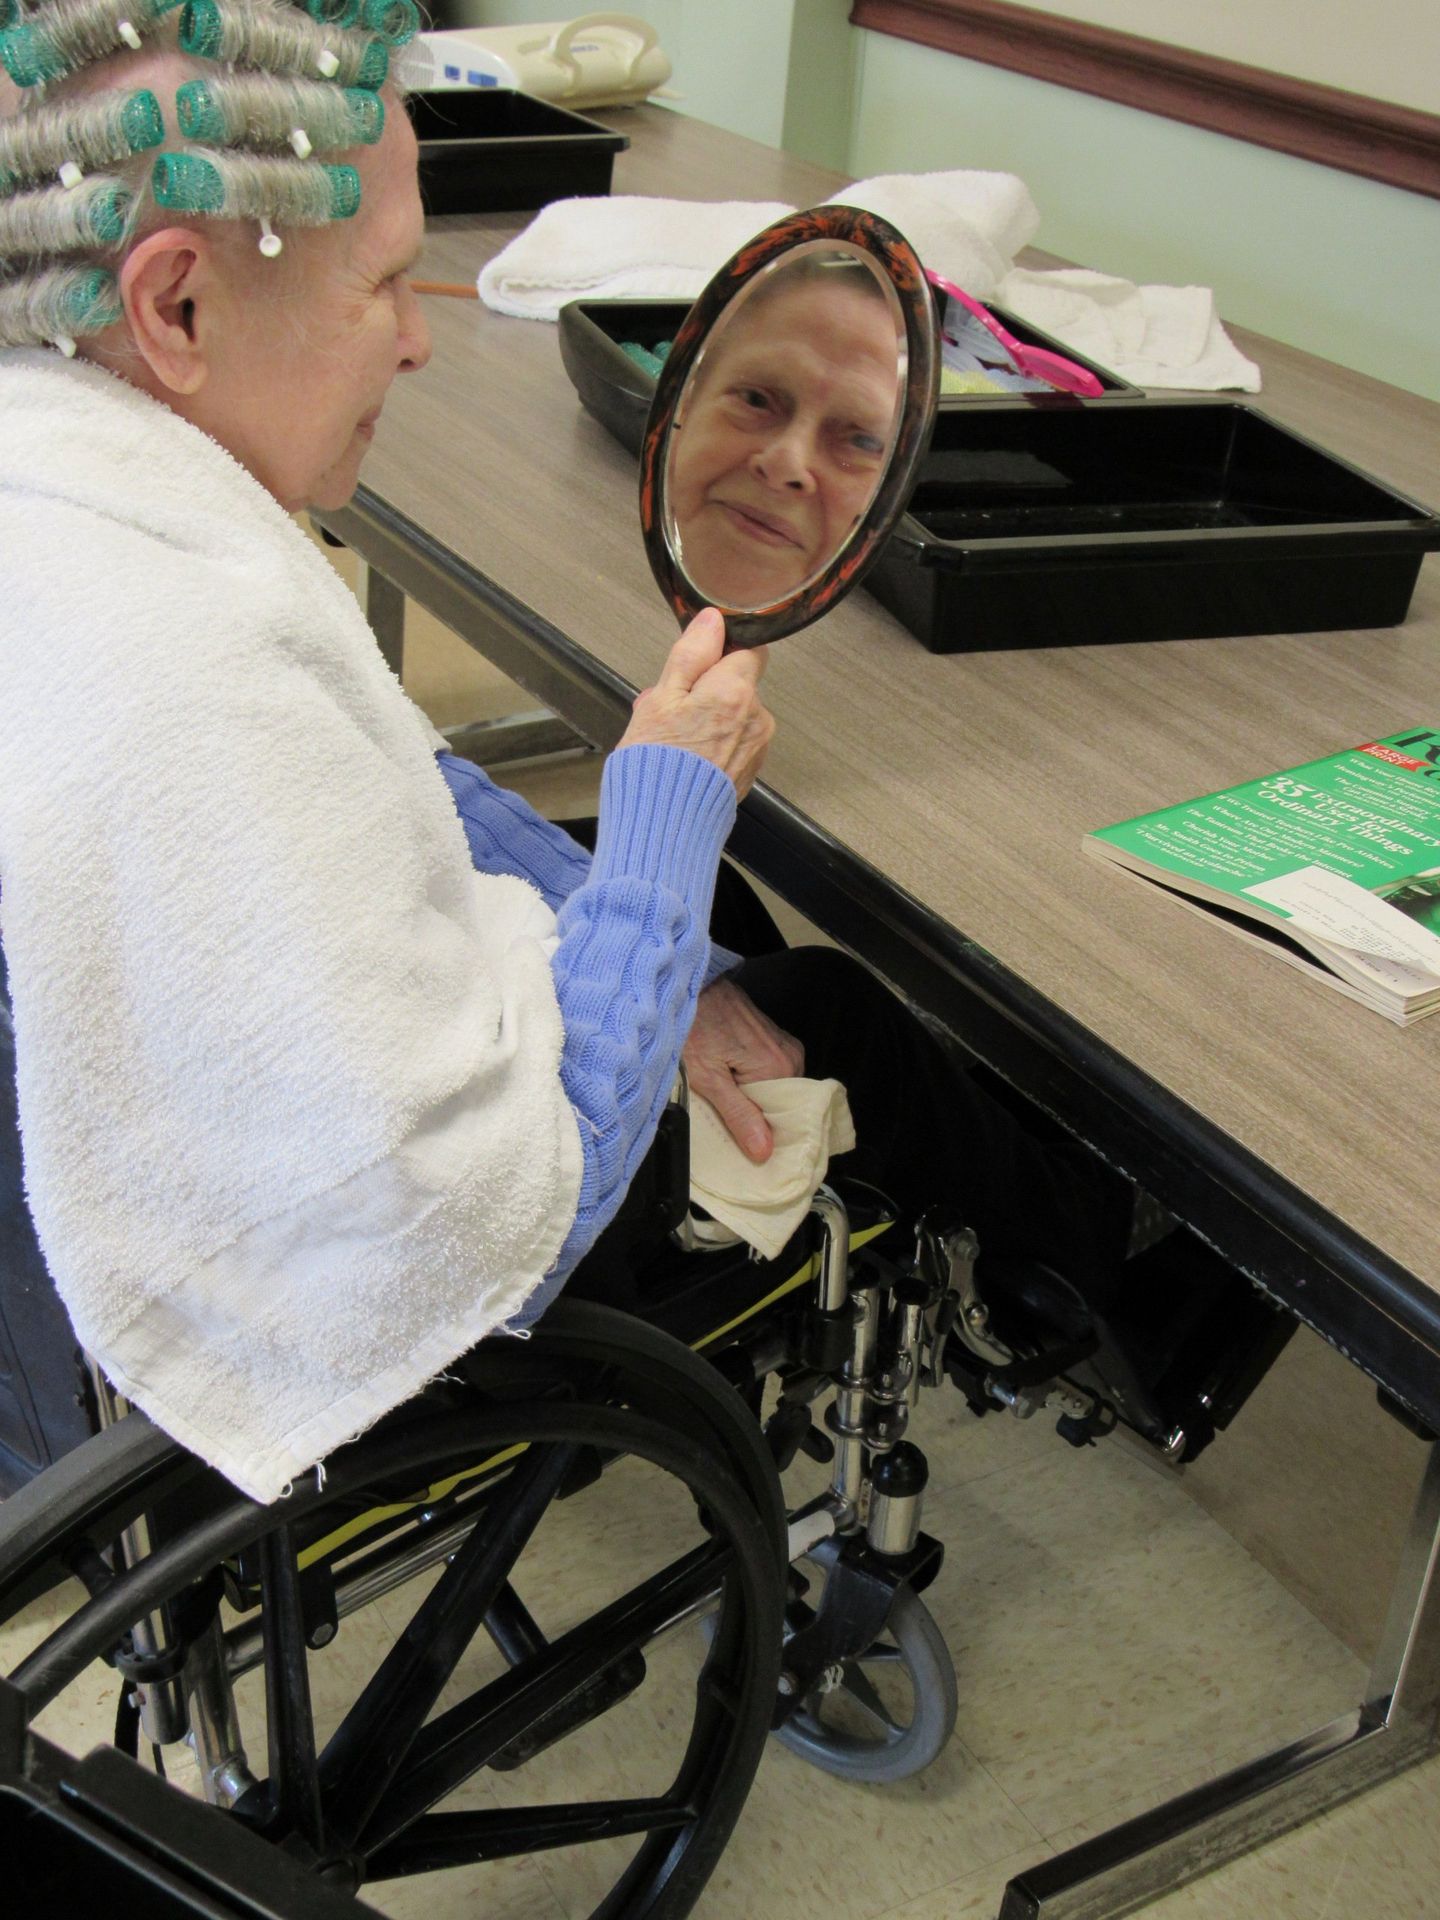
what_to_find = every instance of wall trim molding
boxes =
[849,0,1440,200]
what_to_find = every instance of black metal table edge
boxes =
[318,489,1440,1436]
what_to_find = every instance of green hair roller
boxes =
[324,164,361,220]
[151,151,226,214]
[177,0,222,59]
[305,0,362,24]
[0,25,69,89]
[123,90,167,153]
[355,39,388,88]
[61,268,124,332]
[87,184,133,245]
[174,79,225,143]
[344,88,385,144]
[359,0,418,46]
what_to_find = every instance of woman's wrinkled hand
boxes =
[617,608,775,800]
[683,976,805,1162]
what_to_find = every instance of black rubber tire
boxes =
[0,1307,787,1920]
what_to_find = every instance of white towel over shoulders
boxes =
[0,350,584,1502]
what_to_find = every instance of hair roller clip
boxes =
[53,332,79,356]
[58,159,84,188]
[116,16,142,47]
[315,45,339,76]
[258,215,282,257]
[289,127,313,159]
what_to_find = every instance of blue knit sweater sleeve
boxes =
[437,751,741,984]
[537,743,736,1301]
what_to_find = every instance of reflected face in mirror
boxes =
[664,252,904,611]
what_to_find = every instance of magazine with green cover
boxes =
[1084,728,1440,1024]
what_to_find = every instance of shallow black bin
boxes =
[409,90,628,216]
[556,294,1133,460]
[867,399,1440,651]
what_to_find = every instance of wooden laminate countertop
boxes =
[357,106,1440,1321]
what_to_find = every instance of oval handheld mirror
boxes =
[640,206,938,648]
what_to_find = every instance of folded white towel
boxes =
[687,1078,855,1261]
[996,266,1262,392]
[477,193,796,320]
[825,169,1040,303]
[0,350,584,1503]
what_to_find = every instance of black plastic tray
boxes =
[866,399,1440,650]
[557,294,1133,459]
[409,90,628,216]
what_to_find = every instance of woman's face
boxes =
[666,273,901,609]
[168,102,432,512]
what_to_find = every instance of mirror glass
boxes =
[663,244,905,611]
[641,208,938,648]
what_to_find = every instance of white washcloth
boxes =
[477,193,796,319]
[687,1078,855,1261]
[0,349,584,1503]
[825,169,1040,303]
[996,267,1261,391]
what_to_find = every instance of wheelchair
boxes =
[0,1030,1297,1917]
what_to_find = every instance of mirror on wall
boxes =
[640,206,938,648]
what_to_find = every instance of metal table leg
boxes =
[998,1439,1440,1918]
[357,560,406,680]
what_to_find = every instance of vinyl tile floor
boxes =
[6,570,1439,1920]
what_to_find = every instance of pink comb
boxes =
[925,267,1106,398]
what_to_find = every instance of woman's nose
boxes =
[396,281,433,375]
[751,426,816,492]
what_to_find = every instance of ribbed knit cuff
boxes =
[593,746,736,904]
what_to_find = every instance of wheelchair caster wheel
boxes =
[774,1583,957,1783]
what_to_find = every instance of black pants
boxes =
[568,828,1128,1292]
[732,947,1129,1297]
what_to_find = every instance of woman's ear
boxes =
[119,227,213,396]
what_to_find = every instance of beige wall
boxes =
[961,0,1440,113]
[432,6,1439,402]
[846,28,1440,403]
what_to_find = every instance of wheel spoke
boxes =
[361,1538,729,1853]
[257,1523,325,1852]
[364,1795,695,1877]
[318,1441,578,1847]
[835,1662,903,1736]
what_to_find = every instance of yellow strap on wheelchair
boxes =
[296,1217,894,1573]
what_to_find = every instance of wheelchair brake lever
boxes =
[916,1214,1014,1370]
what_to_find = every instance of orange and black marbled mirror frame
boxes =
[639,205,939,650]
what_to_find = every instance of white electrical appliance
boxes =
[404,13,673,109]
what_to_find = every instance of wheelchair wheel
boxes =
[774,1583,957,1785]
[0,1301,786,1920]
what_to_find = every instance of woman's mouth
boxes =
[715,500,803,548]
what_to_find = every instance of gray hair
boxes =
[0,0,409,351]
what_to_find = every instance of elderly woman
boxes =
[0,1,1127,1504]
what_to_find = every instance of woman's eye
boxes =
[730,386,775,416]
